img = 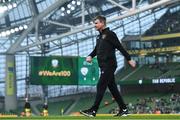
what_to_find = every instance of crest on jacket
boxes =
[102,34,106,39]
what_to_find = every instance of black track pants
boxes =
[92,67,126,111]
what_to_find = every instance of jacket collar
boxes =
[99,27,109,34]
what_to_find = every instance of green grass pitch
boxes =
[1,114,180,120]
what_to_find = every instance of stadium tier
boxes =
[116,62,180,85]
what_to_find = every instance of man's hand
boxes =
[86,56,92,63]
[128,60,136,68]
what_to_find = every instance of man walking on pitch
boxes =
[80,15,136,117]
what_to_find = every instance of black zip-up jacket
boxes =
[89,27,131,68]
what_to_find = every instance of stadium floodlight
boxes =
[3,6,8,11]
[10,29,15,33]
[23,24,28,29]
[1,31,6,37]
[14,27,19,32]
[0,24,28,37]
[71,6,75,10]
[12,3,17,8]
[0,3,17,13]
[6,30,11,35]
[19,26,24,30]
[0,7,4,13]
[72,0,76,5]
[61,7,65,11]
[61,12,65,16]
[77,1,81,6]
[0,6,6,13]
[67,4,71,8]
[7,4,13,9]
[67,10,71,14]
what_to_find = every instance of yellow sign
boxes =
[6,62,15,96]
[141,32,180,41]
[128,46,180,55]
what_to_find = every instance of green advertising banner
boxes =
[30,56,99,85]
[30,56,78,85]
[78,57,99,85]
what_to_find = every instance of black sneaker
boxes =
[80,109,96,117]
[114,109,129,117]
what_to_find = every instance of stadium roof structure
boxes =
[0,0,179,55]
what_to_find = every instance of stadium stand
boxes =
[110,93,180,114]
[32,92,180,115]
[116,62,180,82]
[145,7,180,36]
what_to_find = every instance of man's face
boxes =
[94,19,105,31]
